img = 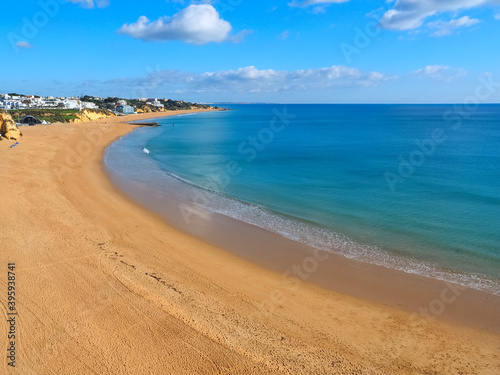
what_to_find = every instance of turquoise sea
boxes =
[105,104,500,294]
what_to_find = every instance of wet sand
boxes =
[1,110,499,374]
[108,167,500,333]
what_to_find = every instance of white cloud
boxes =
[16,41,33,48]
[428,16,480,36]
[109,65,396,96]
[118,4,241,45]
[366,6,388,20]
[288,0,350,14]
[196,65,394,91]
[412,65,467,81]
[495,12,500,19]
[288,0,349,7]
[380,0,500,31]
[66,0,109,8]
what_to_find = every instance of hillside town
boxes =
[0,92,218,132]
[0,93,99,111]
[0,93,210,113]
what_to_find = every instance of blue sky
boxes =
[2,0,500,103]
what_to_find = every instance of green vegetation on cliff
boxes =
[8,109,79,123]
[7,108,114,123]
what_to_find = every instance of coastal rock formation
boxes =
[136,105,172,113]
[0,111,22,140]
[136,106,152,113]
[71,109,115,123]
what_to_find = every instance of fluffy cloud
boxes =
[66,0,109,8]
[201,65,392,91]
[16,41,33,48]
[118,4,237,44]
[428,16,480,36]
[380,0,500,31]
[107,65,395,97]
[412,65,467,81]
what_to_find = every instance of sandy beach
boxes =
[1,110,499,374]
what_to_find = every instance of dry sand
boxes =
[1,110,499,374]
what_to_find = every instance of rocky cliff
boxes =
[136,105,170,113]
[71,109,115,123]
[0,111,22,141]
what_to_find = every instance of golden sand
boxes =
[1,110,499,374]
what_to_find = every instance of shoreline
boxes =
[104,119,500,334]
[1,109,499,374]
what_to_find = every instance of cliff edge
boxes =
[71,109,116,123]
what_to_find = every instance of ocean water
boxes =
[105,104,500,294]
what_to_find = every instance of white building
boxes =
[81,101,98,109]
[63,99,81,109]
[42,98,58,107]
[1,100,26,109]
[0,93,103,111]
[147,98,164,108]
